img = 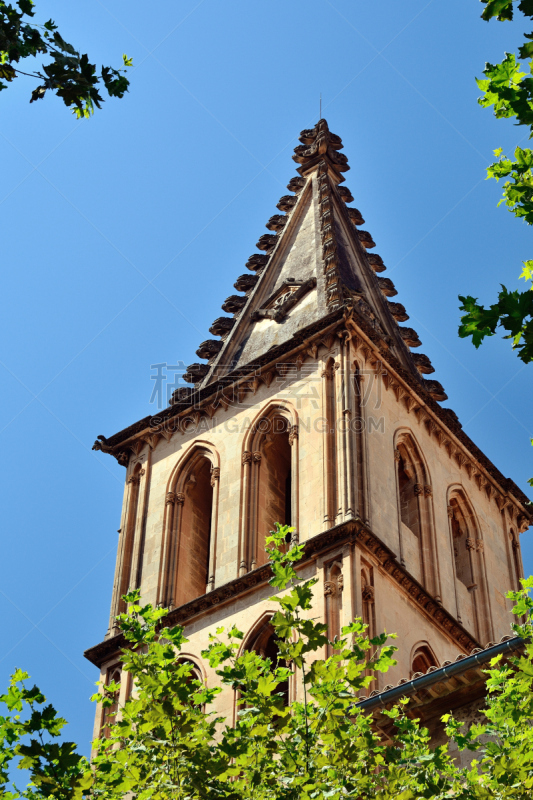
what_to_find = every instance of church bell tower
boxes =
[86,119,530,738]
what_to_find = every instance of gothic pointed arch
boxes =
[100,664,122,738]
[239,401,299,575]
[158,441,220,608]
[176,654,207,697]
[240,612,289,706]
[394,429,440,600]
[447,485,493,644]
[410,641,439,677]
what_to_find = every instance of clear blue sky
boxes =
[1,0,532,755]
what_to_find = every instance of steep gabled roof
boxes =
[90,120,530,517]
[184,119,446,401]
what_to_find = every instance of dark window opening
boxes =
[450,498,473,587]
[101,667,121,739]
[247,621,289,707]
[411,646,437,677]
[398,454,420,537]
[256,417,292,567]
[175,457,213,605]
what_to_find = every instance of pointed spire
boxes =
[183,118,447,402]
[293,119,349,179]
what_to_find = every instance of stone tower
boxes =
[86,120,530,740]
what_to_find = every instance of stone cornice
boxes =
[84,518,478,668]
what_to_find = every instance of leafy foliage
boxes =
[459,278,533,362]
[0,1,132,117]
[459,3,533,364]
[2,525,533,798]
[0,669,90,800]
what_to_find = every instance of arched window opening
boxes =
[118,463,143,614]
[325,560,343,654]
[101,666,121,738]
[177,658,203,686]
[175,456,213,607]
[255,416,292,569]
[411,645,438,677]
[160,443,220,609]
[240,403,298,577]
[447,488,492,644]
[449,498,474,588]
[397,450,420,537]
[245,619,289,706]
[394,434,439,599]
[175,658,204,709]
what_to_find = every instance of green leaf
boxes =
[17,0,35,17]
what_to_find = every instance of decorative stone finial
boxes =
[287,176,305,193]
[367,253,386,272]
[357,230,375,249]
[221,295,247,314]
[423,379,448,402]
[196,339,223,360]
[412,353,435,374]
[170,386,193,404]
[209,317,235,337]
[277,195,297,212]
[265,214,287,232]
[233,273,258,293]
[292,119,349,177]
[246,253,268,272]
[398,327,422,348]
[387,301,409,321]
[256,233,277,253]
[377,277,398,297]
[183,363,209,384]
[346,207,365,225]
[337,185,354,203]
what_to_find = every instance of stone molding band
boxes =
[84,517,479,668]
